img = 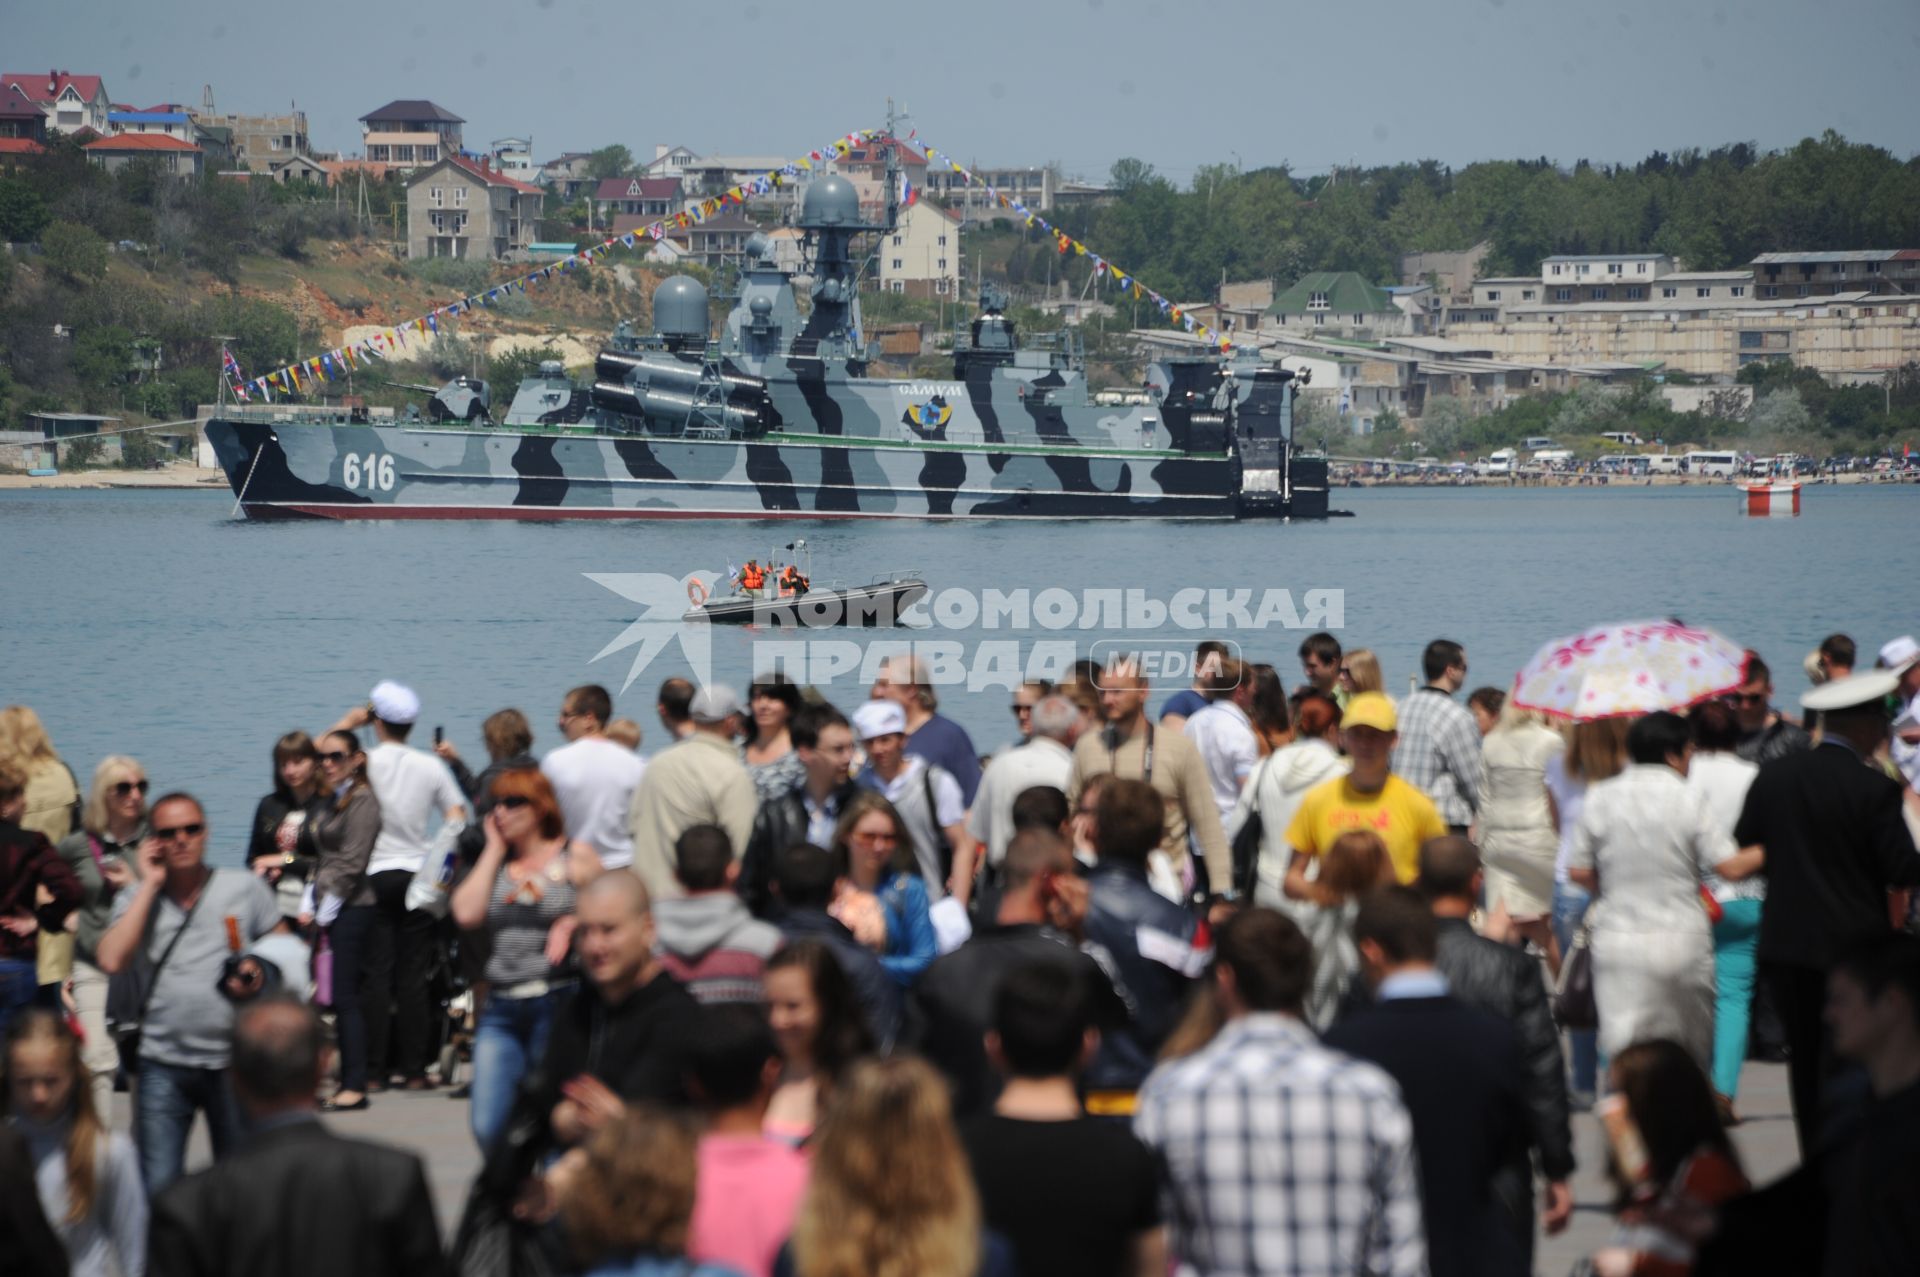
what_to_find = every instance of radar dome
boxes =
[653,275,709,340]
[800,174,860,227]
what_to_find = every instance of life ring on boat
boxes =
[687,578,709,605]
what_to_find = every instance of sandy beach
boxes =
[0,465,228,490]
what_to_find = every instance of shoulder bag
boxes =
[1552,908,1598,1030]
[112,875,211,1078]
[1230,753,1279,901]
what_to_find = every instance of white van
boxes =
[1522,436,1556,450]
[1646,455,1681,475]
[1475,448,1517,477]
[1682,450,1739,477]
[1601,431,1644,446]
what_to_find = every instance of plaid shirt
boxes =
[1391,688,1486,827]
[1134,1014,1425,1277]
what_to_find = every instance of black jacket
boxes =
[534,970,697,1117]
[1324,995,1531,1277]
[1083,862,1201,1091]
[909,923,1129,1116]
[777,908,902,1050]
[149,1117,444,1277]
[1735,739,1920,969]
[245,789,325,870]
[1433,917,1575,1181]
[0,1123,66,1277]
[740,779,858,917]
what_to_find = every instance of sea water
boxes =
[5,482,1913,863]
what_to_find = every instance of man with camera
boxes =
[96,792,285,1195]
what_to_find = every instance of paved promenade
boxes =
[140,1058,1800,1273]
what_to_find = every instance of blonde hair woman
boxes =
[54,757,147,1116]
[1479,702,1567,965]
[0,708,79,843]
[557,1106,741,1277]
[783,1056,1012,1277]
[1338,650,1384,697]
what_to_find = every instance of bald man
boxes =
[150,996,444,1277]
[535,873,697,1148]
[1068,659,1232,915]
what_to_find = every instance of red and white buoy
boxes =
[1742,482,1801,517]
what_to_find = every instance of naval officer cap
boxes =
[1878,635,1919,671]
[369,680,422,725]
[1800,667,1903,716]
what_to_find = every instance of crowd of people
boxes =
[0,624,1916,1277]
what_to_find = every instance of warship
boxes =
[205,151,1329,522]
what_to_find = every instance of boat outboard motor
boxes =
[428,375,491,423]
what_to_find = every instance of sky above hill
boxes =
[13,0,1919,185]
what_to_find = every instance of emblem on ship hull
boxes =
[906,397,953,429]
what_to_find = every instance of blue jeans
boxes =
[1711,899,1764,1099]
[134,1059,244,1196]
[470,984,569,1154]
[329,904,377,1093]
[1550,882,1599,1097]
[0,958,38,1041]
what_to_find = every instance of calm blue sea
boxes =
[5,482,1913,864]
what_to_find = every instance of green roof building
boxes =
[1266,272,1411,335]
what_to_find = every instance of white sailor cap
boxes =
[1878,635,1919,670]
[1800,667,1902,715]
[369,680,421,724]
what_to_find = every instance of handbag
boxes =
[1552,911,1598,1031]
[1230,753,1278,900]
[112,876,209,1077]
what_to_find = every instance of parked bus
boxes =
[1681,450,1740,477]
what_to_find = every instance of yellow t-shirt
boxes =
[1284,773,1448,884]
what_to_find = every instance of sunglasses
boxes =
[113,779,150,797]
[154,823,205,841]
[1011,704,1035,716]
[1725,693,1766,706]
[497,795,532,810]
[319,750,354,764]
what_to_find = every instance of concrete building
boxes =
[269,154,331,186]
[406,155,543,260]
[1265,272,1412,337]
[920,162,1062,216]
[83,133,203,180]
[361,100,463,171]
[491,136,535,182]
[1,70,112,136]
[876,199,961,298]
[1539,253,1675,303]
[672,210,760,270]
[643,144,699,182]
[191,104,310,174]
[1751,250,1920,299]
[1400,242,1491,299]
[539,152,595,200]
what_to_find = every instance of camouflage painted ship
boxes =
[206,168,1328,522]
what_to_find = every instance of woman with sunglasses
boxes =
[246,732,327,923]
[832,793,936,987]
[306,731,382,1111]
[450,767,602,1153]
[53,758,148,1117]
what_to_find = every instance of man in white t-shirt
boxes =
[542,684,647,870]
[330,680,467,1089]
[852,700,976,904]
[967,694,1079,869]
[1182,660,1260,827]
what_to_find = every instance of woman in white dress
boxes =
[1568,712,1739,1075]
[1478,703,1567,970]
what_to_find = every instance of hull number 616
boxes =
[343,452,396,491]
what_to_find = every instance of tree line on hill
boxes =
[1025,130,1920,305]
